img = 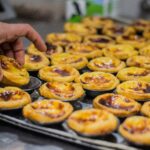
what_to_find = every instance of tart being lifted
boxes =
[87,57,125,73]
[93,93,141,118]
[66,43,103,59]
[67,108,118,136]
[0,55,29,86]
[39,65,80,82]
[23,99,73,125]
[103,44,138,60]
[117,67,150,82]
[51,53,88,70]
[116,80,150,101]
[0,87,31,110]
[75,72,119,93]
[39,81,85,101]
[119,116,150,146]
[126,55,150,69]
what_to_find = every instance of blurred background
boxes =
[0,0,149,44]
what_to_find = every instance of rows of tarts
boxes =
[0,17,150,147]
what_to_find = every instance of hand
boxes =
[0,22,46,81]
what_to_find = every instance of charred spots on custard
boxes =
[143,84,150,93]
[32,101,64,110]
[82,76,110,84]
[127,70,150,77]
[46,83,74,98]
[52,68,70,76]
[0,90,22,101]
[1,60,8,69]
[132,82,150,93]
[110,26,124,34]
[45,42,57,55]
[94,62,115,69]
[70,115,97,123]
[30,54,42,62]
[98,95,134,110]
[44,111,65,118]
[123,122,150,134]
[80,49,91,53]
[90,38,110,43]
[71,58,83,63]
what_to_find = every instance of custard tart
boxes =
[140,45,150,57]
[64,22,96,35]
[119,116,150,146]
[143,27,150,39]
[116,35,147,49]
[87,57,125,73]
[93,93,141,117]
[27,43,63,58]
[82,16,115,29]
[126,55,150,69]
[132,19,150,33]
[117,67,150,82]
[51,53,88,70]
[39,81,85,101]
[103,25,135,38]
[0,87,31,110]
[141,101,150,117]
[0,55,29,86]
[84,35,114,48]
[38,65,80,82]
[116,80,150,101]
[66,43,103,59]
[75,72,119,92]
[23,99,73,125]
[67,108,118,136]
[46,33,82,47]
[103,44,138,60]
[24,52,50,71]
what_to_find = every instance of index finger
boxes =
[9,24,46,51]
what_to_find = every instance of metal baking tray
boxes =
[0,80,147,150]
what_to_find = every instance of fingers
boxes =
[6,23,46,51]
[0,40,25,66]
[12,38,25,66]
[1,43,14,58]
[24,24,46,51]
[0,22,46,66]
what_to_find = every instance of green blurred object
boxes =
[66,0,116,22]
[86,0,104,16]
[68,15,82,22]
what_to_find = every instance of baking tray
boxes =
[0,70,149,150]
[0,85,147,150]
